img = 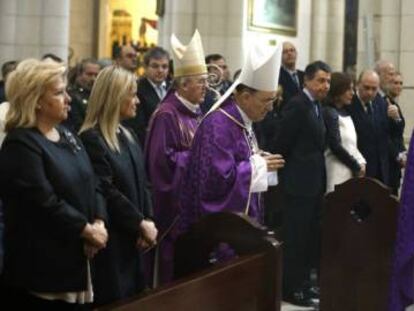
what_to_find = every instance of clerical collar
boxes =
[175,92,200,114]
[235,104,253,130]
[147,78,167,90]
[303,88,315,102]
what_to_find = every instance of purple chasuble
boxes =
[145,91,201,285]
[180,96,263,232]
[389,131,414,310]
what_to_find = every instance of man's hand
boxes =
[263,153,285,171]
[81,221,108,249]
[139,219,158,247]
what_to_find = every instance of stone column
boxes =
[310,0,345,70]
[0,0,70,65]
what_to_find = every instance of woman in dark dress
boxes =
[0,59,108,310]
[79,66,157,306]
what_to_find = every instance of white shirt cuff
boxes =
[250,154,268,193]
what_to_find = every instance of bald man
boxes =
[346,70,391,184]
[279,42,304,107]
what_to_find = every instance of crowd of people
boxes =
[0,28,411,310]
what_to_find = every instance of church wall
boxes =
[0,0,70,65]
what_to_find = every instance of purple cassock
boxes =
[389,131,414,311]
[145,91,201,285]
[180,96,263,233]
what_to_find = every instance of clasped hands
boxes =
[81,219,108,259]
[136,219,158,251]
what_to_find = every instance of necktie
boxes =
[156,85,166,100]
[366,102,374,123]
[292,72,300,88]
[313,100,320,118]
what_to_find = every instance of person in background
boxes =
[385,71,406,195]
[145,30,208,286]
[123,47,171,146]
[0,59,108,310]
[114,45,138,73]
[323,72,366,193]
[80,66,157,306]
[64,59,101,133]
[278,41,304,109]
[201,54,232,113]
[347,70,391,186]
[0,60,18,104]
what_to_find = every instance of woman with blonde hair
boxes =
[0,59,108,310]
[80,65,157,306]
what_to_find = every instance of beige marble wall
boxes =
[399,0,414,140]
[69,0,97,64]
[310,0,345,71]
[0,0,70,65]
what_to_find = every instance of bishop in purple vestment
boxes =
[144,30,208,286]
[180,86,284,233]
[180,44,284,231]
[389,131,414,311]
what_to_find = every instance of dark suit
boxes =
[278,67,304,110]
[0,127,105,294]
[385,96,406,194]
[347,94,391,185]
[63,83,91,133]
[80,127,153,306]
[123,77,169,146]
[255,67,304,173]
[270,91,326,296]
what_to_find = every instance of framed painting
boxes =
[248,0,298,36]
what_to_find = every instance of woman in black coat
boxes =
[0,59,108,310]
[79,66,157,306]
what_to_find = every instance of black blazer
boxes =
[0,126,105,292]
[347,94,391,184]
[278,67,304,109]
[80,127,153,305]
[270,92,326,197]
[386,96,406,159]
[322,105,361,173]
[123,77,170,146]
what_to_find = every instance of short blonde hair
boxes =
[5,59,66,132]
[80,65,137,152]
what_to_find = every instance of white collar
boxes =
[147,78,166,90]
[235,104,253,130]
[303,88,315,102]
[175,92,200,114]
[283,66,297,75]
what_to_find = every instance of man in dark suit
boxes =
[270,61,331,307]
[279,41,304,108]
[347,70,394,186]
[375,61,406,194]
[123,47,171,146]
[384,72,406,194]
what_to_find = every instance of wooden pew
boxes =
[98,212,282,311]
[320,177,399,310]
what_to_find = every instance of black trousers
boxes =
[389,159,402,196]
[281,193,322,296]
